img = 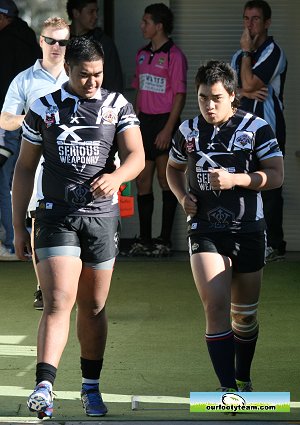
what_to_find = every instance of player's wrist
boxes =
[241,50,252,57]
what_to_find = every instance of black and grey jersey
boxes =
[22,83,139,217]
[170,109,282,233]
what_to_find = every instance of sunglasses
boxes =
[41,35,69,47]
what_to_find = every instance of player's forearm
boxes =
[240,57,258,92]
[0,112,25,131]
[233,167,284,191]
[166,163,188,204]
[114,150,145,183]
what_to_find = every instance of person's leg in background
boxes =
[152,153,178,257]
[0,129,21,261]
[262,187,286,261]
[130,160,155,255]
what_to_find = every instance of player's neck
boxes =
[70,21,89,36]
[150,34,169,51]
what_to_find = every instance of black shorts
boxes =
[139,112,179,161]
[188,231,266,273]
[34,215,120,266]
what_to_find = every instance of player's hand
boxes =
[243,86,268,101]
[154,127,172,151]
[240,27,258,51]
[209,168,235,190]
[180,193,198,217]
[90,173,121,198]
[14,227,32,261]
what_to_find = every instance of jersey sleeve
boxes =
[252,43,282,85]
[169,120,189,164]
[21,100,44,145]
[168,47,188,94]
[116,95,140,133]
[254,120,283,160]
[2,74,26,115]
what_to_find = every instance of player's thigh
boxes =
[37,256,82,309]
[34,215,82,306]
[231,269,263,305]
[190,251,232,307]
[230,231,265,304]
[77,266,114,310]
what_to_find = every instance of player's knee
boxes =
[231,303,258,337]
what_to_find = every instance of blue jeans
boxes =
[0,129,21,250]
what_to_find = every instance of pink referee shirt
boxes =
[132,39,188,115]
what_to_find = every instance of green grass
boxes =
[0,259,299,421]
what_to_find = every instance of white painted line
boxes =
[0,335,27,344]
[131,395,189,404]
[0,386,131,402]
[0,345,36,356]
[16,360,37,377]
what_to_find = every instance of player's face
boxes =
[198,82,235,126]
[140,13,159,40]
[40,27,70,65]
[65,60,103,99]
[74,2,98,32]
[243,7,270,39]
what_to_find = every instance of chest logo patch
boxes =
[44,105,59,128]
[186,129,199,153]
[101,107,118,124]
[138,54,146,64]
[233,131,254,150]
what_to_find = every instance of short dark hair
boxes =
[243,0,272,21]
[65,36,104,67]
[195,60,239,108]
[66,0,97,20]
[144,3,173,35]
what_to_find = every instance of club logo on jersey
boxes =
[44,105,59,128]
[233,131,254,151]
[66,183,93,207]
[208,207,235,229]
[156,57,166,68]
[101,107,118,124]
[185,129,199,153]
[138,54,146,64]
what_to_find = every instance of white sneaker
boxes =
[0,243,20,261]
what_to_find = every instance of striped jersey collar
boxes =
[60,82,103,102]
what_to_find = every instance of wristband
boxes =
[242,50,252,57]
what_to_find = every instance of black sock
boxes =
[80,357,103,380]
[137,193,154,242]
[36,362,57,386]
[206,330,237,389]
[160,190,177,243]
[234,331,258,382]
